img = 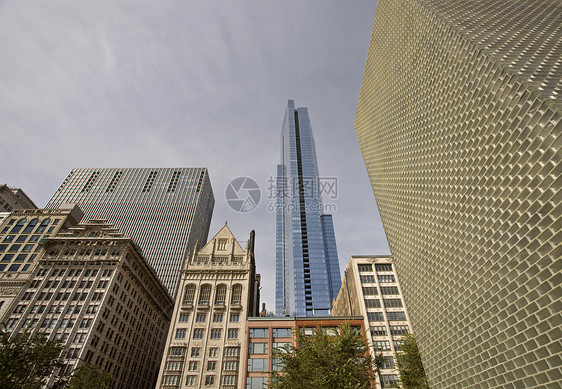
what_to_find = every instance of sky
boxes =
[0,0,388,310]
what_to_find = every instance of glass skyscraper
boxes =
[275,100,341,317]
[46,168,214,298]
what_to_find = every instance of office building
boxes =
[275,100,341,317]
[355,0,562,387]
[46,168,214,298]
[243,316,365,389]
[0,204,84,320]
[0,184,37,212]
[332,256,414,389]
[156,223,260,389]
[3,220,173,389]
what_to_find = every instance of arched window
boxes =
[198,284,212,305]
[35,219,51,233]
[215,284,227,305]
[10,219,27,233]
[23,219,39,234]
[231,284,242,305]
[183,284,196,305]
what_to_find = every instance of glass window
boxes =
[179,313,189,322]
[231,284,242,305]
[183,284,196,305]
[193,329,204,339]
[224,347,240,357]
[247,377,268,389]
[209,348,218,358]
[2,254,14,262]
[247,358,268,372]
[365,299,381,308]
[204,376,215,386]
[375,264,393,272]
[175,329,186,339]
[249,343,268,354]
[0,244,6,252]
[227,329,238,339]
[8,264,20,272]
[371,326,387,336]
[367,312,385,322]
[249,328,268,338]
[207,361,216,371]
[191,348,200,357]
[360,275,375,283]
[169,347,186,357]
[35,219,50,233]
[196,314,206,323]
[22,244,34,252]
[357,264,373,272]
[15,254,26,262]
[23,219,39,234]
[383,298,403,308]
[215,284,227,305]
[378,275,395,283]
[229,314,240,323]
[188,361,198,371]
[386,311,406,321]
[8,244,21,252]
[213,314,223,323]
[185,376,196,386]
[10,219,27,233]
[272,328,291,338]
[210,329,222,339]
[199,284,211,305]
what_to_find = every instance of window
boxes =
[228,329,238,339]
[193,329,204,339]
[167,361,182,371]
[371,326,387,336]
[247,377,268,389]
[357,264,373,272]
[373,341,391,351]
[213,314,223,323]
[23,219,39,234]
[217,239,227,251]
[365,299,381,308]
[191,348,200,357]
[380,286,399,295]
[179,313,189,322]
[175,329,187,339]
[0,245,6,252]
[383,356,395,369]
[183,284,196,305]
[205,376,215,386]
[383,298,403,308]
[198,284,211,305]
[367,312,385,321]
[209,348,218,358]
[224,347,240,357]
[390,325,410,335]
[210,329,222,339]
[8,264,20,272]
[223,360,239,371]
[207,361,216,371]
[185,376,196,386]
[378,275,395,283]
[249,328,268,338]
[360,275,375,283]
[215,284,227,305]
[229,313,240,323]
[386,311,406,321]
[272,328,291,338]
[393,340,404,351]
[73,333,87,344]
[196,314,206,323]
[375,264,393,272]
[8,244,21,252]
[10,219,27,233]
[273,358,284,371]
[169,347,186,357]
[381,374,398,387]
[163,375,180,385]
[188,361,198,371]
[231,284,242,305]
[221,375,237,385]
[15,254,26,262]
[249,343,268,354]
[35,219,50,233]
[247,358,268,372]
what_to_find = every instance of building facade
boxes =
[355,0,562,387]
[46,168,215,298]
[156,224,260,389]
[332,256,414,389]
[2,220,173,389]
[244,316,366,389]
[276,100,341,317]
[0,184,37,212]
[0,204,84,320]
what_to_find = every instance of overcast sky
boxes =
[1,0,388,309]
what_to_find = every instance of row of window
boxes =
[248,328,291,338]
[367,311,407,322]
[371,325,410,336]
[167,359,239,372]
[163,374,237,387]
[175,328,239,340]
[187,313,240,323]
[182,284,243,306]
[168,346,240,358]
[357,264,393,272]
[3,218,55,234]
[360,274,396,283]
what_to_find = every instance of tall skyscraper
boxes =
[276,100,341,317]
[46,168,214,298]
[355,0,561,387]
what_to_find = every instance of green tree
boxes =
[373,353,385,386]
[268,323,373,389]
[67,363,112,389]
[0,326,66,389]
[395,334,429,389]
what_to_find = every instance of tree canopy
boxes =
[395,334,429,389]
[67,363,112,389]
[0,327,66,389]
[268,323,373,389]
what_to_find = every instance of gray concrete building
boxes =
[332,256,414,389]
[46,168,215,298]
[3,220,173,389]
[156,223,260,389]
[355,0,561,387]
[0,184,37,212]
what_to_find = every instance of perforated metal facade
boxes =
[355,0,561,387]
[46,168,214,298]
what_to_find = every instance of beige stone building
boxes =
[355,0,561,387]
[0,204,84,320]
[156,223,260,389]
[2,220,173,389]
[332,256,413,388]
[0,184,37,213]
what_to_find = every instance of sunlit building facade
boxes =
[355,0,562,387]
